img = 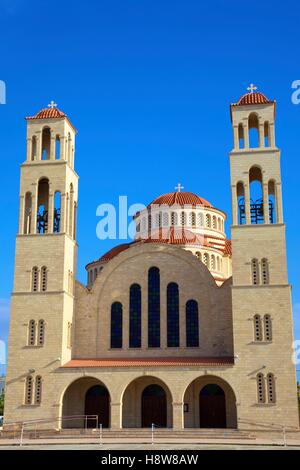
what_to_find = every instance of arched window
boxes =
[237,181,245,225]
[264,315,272,341]
[203,253,209,268]
[31,136,37,161]
[35,376,42,404]
[37,178,49,234]
[248,113,259,148]
[24,192,32,234]
[162,212,169,227]
[129,284,142,348]
[211,255,216,270]
[53,191,61,233]
[41,266,47,292]
[180,211,186,226]
[264,121,270,147]
[251,258,260,285]
[197,212,204,227]
[189,212,196,227]
[32,266,39,292]
[38,320,45,346]
[238,123,244,149]
[205,214,211,228]
[195,251,201,260]
[186,300,199,347]
[148,267,160,348]
[253,314,262,341]
[25,375,33,405]
[249,166,264,224]
[212,216,217,229]
[268,180,277,224]
[110,302,123,348]
[267,373,276,403]
[55,135,61,160]
[41,127,51,160]
[28,319,36,346]
[171,212,178,226]
[167,283,179,347]
[261,258,269,284]
[256,373,265,403]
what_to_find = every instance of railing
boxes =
[237,418,299,447]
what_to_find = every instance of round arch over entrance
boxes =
[62,377,111,428]
[183,375,237,429]
[122,376,173,428]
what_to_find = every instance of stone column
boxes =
[60,136,66,161]
[259,123,265,148]
[19,195,25,234]
[231,184,238,225]
[26,138,32,162]
[31,183,38,234]
[233,126,239,150]
[263,182,269,224]
[36,131,42,160]
[60,192,67,233]
[110,402,122,429]
[243,122,249,149]
[160,281,167,349]
[50,131,56,160]
[244,183,251,225]
[48,190,54,233]
[276,183,283,223]
[270,122,275,147]
[172,402,184,430]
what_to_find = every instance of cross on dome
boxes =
[48,100,57,108]
[175,183,184,192]
[247,84,257,94]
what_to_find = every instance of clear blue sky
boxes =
[0,0,299,377]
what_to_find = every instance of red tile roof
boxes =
[224,239,232,255]
[234,91,272,106]
[148,191,212,208]
[26,107,67,120]
[61,357,234,368]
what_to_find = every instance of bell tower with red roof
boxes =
[229,86,299,428]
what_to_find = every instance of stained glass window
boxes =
[148,267,160,347]
[186,299,199,347]
[111,302,122,348]
[129,284,141,348]
[167,282,179,347]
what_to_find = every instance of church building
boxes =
[3,88,299,432]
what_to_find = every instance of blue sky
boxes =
[0,0,299,377]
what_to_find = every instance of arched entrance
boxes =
[85,385,110,428]
[142,384,167,428]
[61,377,110,428]
[199,384,226,428]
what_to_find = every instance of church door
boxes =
[199,384,226,428]
[85,385,110,428]
[142,384,167,428]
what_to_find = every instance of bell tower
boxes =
[4,103,78,423]
[229,86,299,428]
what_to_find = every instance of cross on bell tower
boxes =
[175,183,184,192]
[247,84,257,94]
[48,100,57,108]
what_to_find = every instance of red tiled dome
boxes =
[26,107,66,120]
[148,191,212,208]
[99,243,133,262]
[235,91,272,106]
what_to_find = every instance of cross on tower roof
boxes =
[48,100,57,108]
[175,183,184,192]
[247,84,258,94]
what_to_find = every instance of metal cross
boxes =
[175,183,184,192]
[247,84,257,94]
[48,100,57,108]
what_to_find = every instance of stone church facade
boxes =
[3,89,299,431]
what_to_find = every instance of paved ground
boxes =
[1,442,300,450]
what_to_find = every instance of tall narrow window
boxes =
[264,121,270,147]
[248,113,259,148]
[205,214,211,227]
[129,284,142,348]
[197,212,204,227]
[264,315,272,341]
[28,320,36,346]
[267,373,276,403]
[41,266,47,292]
[37,178,49,234]
[38,320,45,346]
[171,212,178,226]
[238,123,244,149]
[253,315,262,341]
[24,192,32,234]
[41,127,51,160]
[249,166,264,224]
[53,191,61,233]
[257,373,266,403]
[148,267,160,348]
[211,255,216,270]
[35,376,42,404]
[212,216,217,229]
[111,302,123,348]
[268,180,277,224]
[261,258,269,285]
[67,322,72,349]
[203,253,209,268]
[251,259,260,285]
[195,251,201,260]
[186,300,199,347]
[180,211,186,226]
[167,283,179,347]
[25,375,33,405]
[237,182,245,225]
[55,135,61,160]
[32,267,39,292]
[31,136,37,161]
[69,184,74,237]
